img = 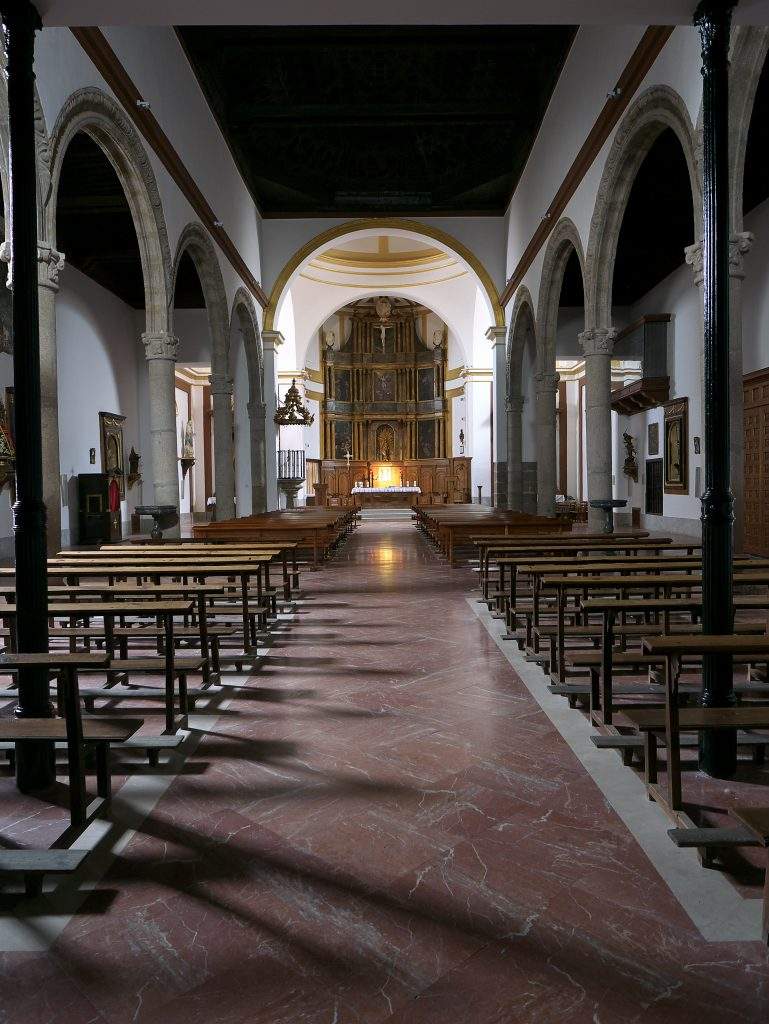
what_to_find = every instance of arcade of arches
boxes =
[2,7,769,1021]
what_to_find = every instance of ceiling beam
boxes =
[499,25,674,309]
[70,27,269,308]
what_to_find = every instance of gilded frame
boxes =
[663,397,688,494]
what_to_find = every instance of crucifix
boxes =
[344,445,352,471]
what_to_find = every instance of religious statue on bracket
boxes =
[375,423,395,462]
[622,432,638,482]
[127,446,142,489]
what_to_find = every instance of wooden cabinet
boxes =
[744,368,769,555]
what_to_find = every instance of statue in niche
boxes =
[375,424,395,462]
[622,432,638,483]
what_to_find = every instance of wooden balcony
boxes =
[611,376,669,416]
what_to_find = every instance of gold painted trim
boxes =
[445,366,465,382]
[316,248,448,268]
[263,218,505,331]
[445,386,465,400]
[304,367,323,385]
[305,389,324,402]
[298,270,468,289]
[306,259,459,278]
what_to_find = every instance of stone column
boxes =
[37,244,64,553]
[141,330,180,520]
[209,372,235,521]
[506,394,524,511]
[3,0,54,792]
[487,325,508,507]
[535,370,559,516]
[248,398,267,513]
[579,328,617,531]
[261,330,283,511]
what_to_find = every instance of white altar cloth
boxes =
[350,486,421,494]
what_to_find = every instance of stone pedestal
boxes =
[579,328,617,531]
[535,371,559,515]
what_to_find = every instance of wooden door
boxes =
[744,368,769,555]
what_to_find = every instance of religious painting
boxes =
[417,419,436,459]
[373,370,395,402]
[333,420,352,460]
[417,367,435,402]
[647,422,659,457]
[334,369,351,403]
[663,397,688,494]
[99,411,126,499]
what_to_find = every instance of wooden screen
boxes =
[645,458,663,516]
[744,368,769,555]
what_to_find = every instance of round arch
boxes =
[263,217,504,333]
[171,221,230,374]
[507,284,536,397]
[726,25,769,230]
[47,87,171,334]
[584,85,701,330]
[230,287,267,513]
[535,217,585,372]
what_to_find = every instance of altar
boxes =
[351,485,421,508]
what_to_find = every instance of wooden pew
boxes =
[623,635,769,817]
[0,652,141,895]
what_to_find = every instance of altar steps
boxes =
[360,508,414,522]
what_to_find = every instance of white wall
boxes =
[743,197,769,376]
[56,264,144,542]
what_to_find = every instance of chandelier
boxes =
[273,378,315,427]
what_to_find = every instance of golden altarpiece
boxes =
[319,298,471,505]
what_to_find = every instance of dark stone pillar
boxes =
[695,0,737,779]
[2,2,53,792]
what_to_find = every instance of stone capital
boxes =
[485,325,507,346]
[142,330,178,362]
[247,399,267,420]
[209,372,233,397]
[261,330,284,354]
[534,371,560,394]
[729,231,753,280]
[684,240,704,287]
[579,327,616,357]
[686,233,753,287]
[37,244,66,292]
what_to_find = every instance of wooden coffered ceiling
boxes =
[176,26,576,217]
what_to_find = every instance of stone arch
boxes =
[231,287,267,512]
[263,217,504,332]
[47,87,171,334]
[585,85,701,330]
[726,25,769,229]
[505,285,537,512]
[507,284,536,396]
[171,221,230,374]
[535,217,585,371]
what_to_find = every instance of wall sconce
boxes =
[459,429,465,455]
[89,447,96,465]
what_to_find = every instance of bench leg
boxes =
[95,742,111,800]
[644,732,658,791]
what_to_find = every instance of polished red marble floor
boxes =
[1,521,768,1023]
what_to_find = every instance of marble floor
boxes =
[1,521,768,1023]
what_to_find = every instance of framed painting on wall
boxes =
[647,421,659,457]
[663,397,688,494]
[99,411,126,499]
